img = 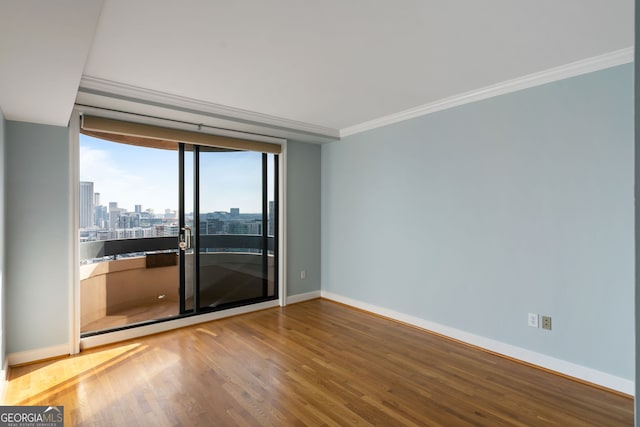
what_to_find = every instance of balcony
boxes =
[80,236,275,334]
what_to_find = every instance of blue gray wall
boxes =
[5,121,71,354]
[322,64,634,380]
[286,140,321,296]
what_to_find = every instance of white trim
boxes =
[286,290,321,304]
[69,110,80,355]
[81,300,280,350]
[79,75,339,140]
[0,358,8,403]
[73,108,288,347]
[80,50,634,142]
[279,143,288,307]
[7,344,70,366]
[340,47,634,137]
[321,291,634,396]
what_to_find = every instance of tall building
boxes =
[79,181,94,228]
[95,205,107,228]
[108,202,124,230]
[230,208,240,219]
[117,214,131,229]
[135,204,142,213]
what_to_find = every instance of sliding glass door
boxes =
[196,148,277,310]
[79,131,278,336]
[79,136,181,334]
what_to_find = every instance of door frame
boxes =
[70,108,288,353]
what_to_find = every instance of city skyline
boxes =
[79,179,275,248]
[80,134,273,214]
[80,180,264,226]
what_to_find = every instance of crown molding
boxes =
[79,47,633,141]
[79,75,340,140]
[340,47,634,137]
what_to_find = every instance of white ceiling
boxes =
[0,0,103,126]
[0,0,634,137]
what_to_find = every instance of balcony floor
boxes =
[81,300,179,333]
[81,265,272,333]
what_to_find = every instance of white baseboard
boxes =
[286,290,321,305]
[7,344,70,367]
[321,291,634,396]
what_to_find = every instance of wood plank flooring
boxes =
[4,299,633,426]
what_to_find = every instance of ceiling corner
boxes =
[0,0,104,126]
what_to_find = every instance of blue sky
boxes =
[80,134,273,214]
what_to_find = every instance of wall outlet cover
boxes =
[541,315,552,330]
[528,313,539,328]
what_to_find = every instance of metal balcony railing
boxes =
[80,235,275,261]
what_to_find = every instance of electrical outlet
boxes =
[541,315,552,330]
[528,313,539,328]
[300,270,306,280]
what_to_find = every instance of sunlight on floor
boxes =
[3,343,146,405]
[3,341,187,425]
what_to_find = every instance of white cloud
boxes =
[79,140,269,214]
[80,145,178,212]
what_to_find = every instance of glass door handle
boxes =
[179,226,192,250]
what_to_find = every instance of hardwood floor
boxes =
[4,299,633,426]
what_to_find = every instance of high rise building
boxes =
[230,208,240,219]
[135,204,142,213]
[108,202,125,230]
[95,205,107,228]
[80,181,95,228]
